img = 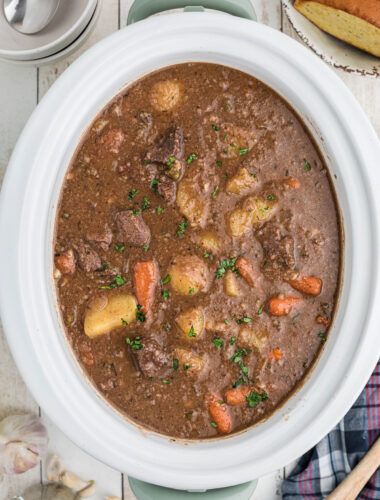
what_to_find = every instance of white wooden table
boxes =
[0,1,378,498]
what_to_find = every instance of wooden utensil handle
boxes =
[327,437,380,500]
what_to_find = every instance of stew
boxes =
[54,63,341,439]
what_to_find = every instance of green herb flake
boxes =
[173,358,179,370]
[212,338,224,348]
[237,316,253,324]
[230,336,236,345]
[223,173,228,179]
[162,290,170,299]
[257,306,264,315]
[121,318,128,326]
[103,262,110,269]
[161,274,171,284]
[136,304,147,323]
[216,160,222,167]
[186,153,197,164]
[246,390,268,408]
[184,364,191,371]
[211,186,219,198]
[128,189,140,200]
[203,253,210,259]
[215,257,237,279]
[162,380,171,384]
[305,159,311,171]
[212,124,220,131]
[150,179,159,190]
[157,206,163,214]
[126,336,143,350]
[224,319,230,325]
[166,156,175,166]
[189,287,195,295]
[318,332,327,342]
[267,194,275,200]
[142,197,150,210]
[188,326,197,338]
[114,244,125,253]
[211,422,218,428]
[233,377,244,388]
[239,148,249,156]
[177,221,188,237]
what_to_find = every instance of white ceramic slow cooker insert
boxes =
[0,12,380,491]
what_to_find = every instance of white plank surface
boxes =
[0,1,378,499]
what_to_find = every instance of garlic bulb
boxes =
[0,414,48,474]
[46,454,66,483]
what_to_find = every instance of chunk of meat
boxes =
[287,276,322,296]
[145,126,184,164]
[72,241,102,272]
[256,223,298,281]
[134,337,172,378]
[157,175,177,204]
[267,296,302,316]
[55,249,76,275]
[99,128,125,154]
[114,210,151,247]
[133,261,158,317]
[207,393,232,434]
[85,224,113,251]
[235,257,255,287]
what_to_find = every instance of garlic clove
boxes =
[60,471,88,491]
[0,414,48,475]
[46,454,66,482]
[77,480,97,498]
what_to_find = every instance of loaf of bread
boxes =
[294,0,380,57]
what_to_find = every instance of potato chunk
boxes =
[252,197,277,224]
[151,80,181,112]
[199,231,220,253]
[169,256,209,295]
[228,207,252,237]
[174,348,205,373]
[177,178,209,228]
[226,167,257,194]
[224,270,240,297]
[84,294,137,338]
[239,326,267,350]
[176,308,204,339]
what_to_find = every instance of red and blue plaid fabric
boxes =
[282,361,380,499]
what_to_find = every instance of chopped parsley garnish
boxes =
[150,179,159,190]
[144,159,151,164]
[212,338,224,348]
[233,378,244,388]
[230,348,252,383]
[250,172,256,178]
[223,173,228,178]
[173,358,179,370]
[186,153,197,164]
[103,262,110,269]
[136,304,147,323]
[305,159,311,171]
[128,189,140,200]
[211,422,218,428]
[318,332,327,342]
[162,380,171,384]
[223,134,228,142]
[126,336,143,350]
[162,290,170,298]
[121,318,128,326]
[224,319,230,325]
[157,206,163,214]
[142,197,150,210]
[189,287,194,295]
[161,274,171,284]
[239,148,249,155]
[166,156,175,166]
[142,244,149,250]
[211,186,219,198]
[246,390,268,408]
[267,194,275,200]
[230,336,236,345]
[114,244,125,252]
[237,316,252,324]
[188,326,197,338]
[216,160,222,167]
[257,305,264,315]
[212,124,220,131]
[99,274,127,289]
[177,221,188,237]
[184,364,191,370]
[203,253,210,258]
[215,257,238,279]
[130,207,142,216]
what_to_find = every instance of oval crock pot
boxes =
[0,4,380,492]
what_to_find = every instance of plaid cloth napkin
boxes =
[282,361,380,499]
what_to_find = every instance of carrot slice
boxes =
[267,296,301,316]
[133,261,158,316]
[225,385,252,406]
[316,315,330,326]
[283,177,301,189]
[287,276,322,296]
[207,393,232,434]
[235,257,255,287]
[268,348,283,360]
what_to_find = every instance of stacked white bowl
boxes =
[0,0,99,65]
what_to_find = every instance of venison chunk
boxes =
[145,126,184,164]
[114,210,151,247]
[134,337,172,378]
[256,223,298,281]
[55,249,76,275]
[157,175,177,204]
[72,241,102,272]
[99,128,125,154]
[85,224,113,251]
